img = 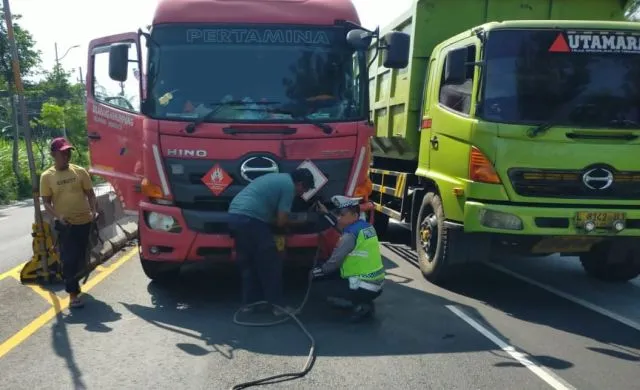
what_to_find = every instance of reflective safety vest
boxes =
[340,220,385,283]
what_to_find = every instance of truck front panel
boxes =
[445,24,640,250]
[158,131,359,235]
[134,21,373,263]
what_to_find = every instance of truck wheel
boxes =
[140,258,181,283]
[373,211,389,237]
[415,192,452,284]
[579,242,640,282]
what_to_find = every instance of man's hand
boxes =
[53,216,68,232]
[314,201,329,214]
[92,211,100,221]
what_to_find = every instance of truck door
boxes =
[86,33,144,211]
[428,38,481,179]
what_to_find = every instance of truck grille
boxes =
[507,167,640,200]
[163,155,353,233]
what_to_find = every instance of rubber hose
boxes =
[229,236,323,390]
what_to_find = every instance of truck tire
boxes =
[141,258,181,283]
[579,241,640,282]
[373,211,389,237]
[415,192,453,284]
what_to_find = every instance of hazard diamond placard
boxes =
[202,164,233,196]
[297,159,328,202]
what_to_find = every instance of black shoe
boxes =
[349,303,375,322]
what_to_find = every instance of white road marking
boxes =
[487,263,640,333]
[446,305,575,390]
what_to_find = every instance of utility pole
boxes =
[53,42,79,139]
[2,0,51,282]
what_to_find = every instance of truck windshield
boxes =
[146,25,365,123]
[480,29,640,128]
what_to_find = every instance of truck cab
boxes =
[85,0,409,280]
[368,0,640,284]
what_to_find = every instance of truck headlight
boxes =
[145,212,181,233]
[478,209,523,231]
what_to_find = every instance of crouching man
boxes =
[312,196,384,322]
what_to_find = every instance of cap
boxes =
[291,168,316,190]
[50,137,74,153]
[330,195,362,209]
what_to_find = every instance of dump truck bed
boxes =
[368,0,632,161]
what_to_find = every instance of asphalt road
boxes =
[0,200,37,274]
[0,223,639,389]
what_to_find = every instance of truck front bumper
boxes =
[464,201,640,236]
[137,201,374,264]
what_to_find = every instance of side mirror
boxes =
[382,31,410,69]
[444,48,467,84]
[347,29,373,50]
[109,43,130,82]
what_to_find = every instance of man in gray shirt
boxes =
[228,168,315,315]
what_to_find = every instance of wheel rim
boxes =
[419,212,438,262]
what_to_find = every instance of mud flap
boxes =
[443,221,491,265]
[20,221,63,284]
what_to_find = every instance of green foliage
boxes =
[0,10,41,82]
[0,139,32,202]
[0,10,96,204]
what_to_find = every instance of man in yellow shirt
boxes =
[40,137,98,308]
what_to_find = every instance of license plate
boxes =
[575,211,625,229]
[274,235,285,252]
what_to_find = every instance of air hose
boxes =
[230,211,338,390]
[230,269,317,390]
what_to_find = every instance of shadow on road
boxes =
[117,233,573,378]
[63,294,123,333]
[380,223,640,365]
[50,292,86,390]
[49,292,123,390]
[119,257,514,360]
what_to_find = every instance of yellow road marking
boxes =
[0,247,137,360]
[0,262,26,282]
[21,282,56,306]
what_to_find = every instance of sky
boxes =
[9,0,414,82]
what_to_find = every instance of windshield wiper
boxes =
[527,93,591,138]
[184,101,280,134]
[270,106,334,135]
[240,104,334,134]
[291,114,334,135]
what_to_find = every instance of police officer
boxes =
[311,196,384,321]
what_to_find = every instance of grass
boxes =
[0,139,103,205]
[0,139,32,204]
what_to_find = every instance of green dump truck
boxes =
[368,0,640,283]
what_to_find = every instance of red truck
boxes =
[85,0,409,280]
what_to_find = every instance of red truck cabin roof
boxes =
[153,0,361,26]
